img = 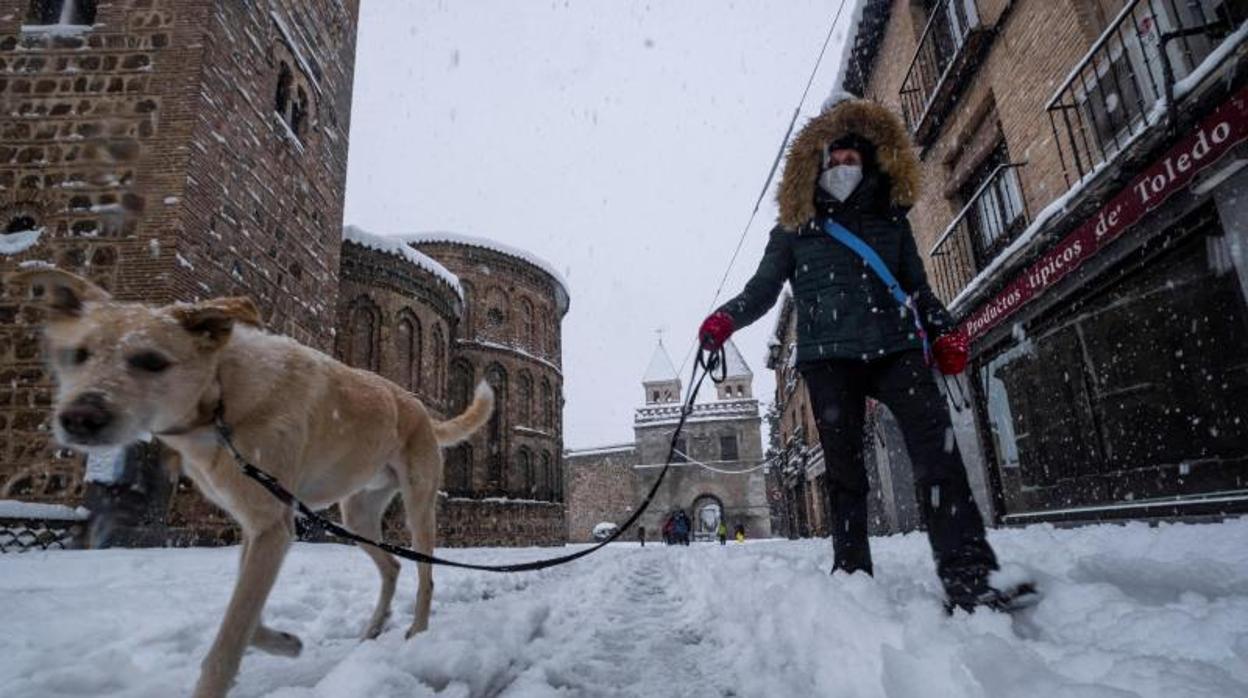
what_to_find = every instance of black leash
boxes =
[939,372,973,413]
[215,345,727,573]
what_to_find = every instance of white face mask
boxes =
[819,165,863,202]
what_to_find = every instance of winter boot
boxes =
[916,479,1031,612]
[829,489,873,576]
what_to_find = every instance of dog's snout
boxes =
[59,392,114,441]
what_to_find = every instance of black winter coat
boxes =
[718,171,953,364]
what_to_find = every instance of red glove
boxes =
[699,311,735,351]
[932,328,969,375]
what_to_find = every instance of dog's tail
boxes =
[434,381,494,446]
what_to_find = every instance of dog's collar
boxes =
[153,398,224,437]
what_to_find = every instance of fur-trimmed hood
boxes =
[776,97,920,229]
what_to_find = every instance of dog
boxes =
[8,268,493,698]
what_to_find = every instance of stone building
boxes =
[821,0,1248,525]
[0,1,571,549]
[565,340,771,543]
[0,0,359,527]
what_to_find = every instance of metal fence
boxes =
[929,163,1030,304]
[0,516,86,553]
[1046,0,1241,185]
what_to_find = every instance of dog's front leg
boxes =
[193,518,293,698]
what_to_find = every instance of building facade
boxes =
[565,340,772,543]
[0,0,359,525]
[839,0,1248,524]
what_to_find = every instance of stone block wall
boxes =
[564,447,637,543]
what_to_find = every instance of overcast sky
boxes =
[344,0,855,449]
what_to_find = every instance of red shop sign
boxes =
[962,85,1248,342]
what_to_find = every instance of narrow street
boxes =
[4,520,1248,697]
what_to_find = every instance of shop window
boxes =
[980,210,1248,507]
[27,0,96,25]
[720,434,739,461]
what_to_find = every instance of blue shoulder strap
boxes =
[821,218,932,362]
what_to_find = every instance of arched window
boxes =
[517,371,533,426]
[291,86,309,138]
[346,299,379,371]
[448,359,474,413]
[274,61,292,115]
[485,364,508,492]
[519,298,535,350]
[396,312,422,391]
[540,378,554,430]
[460,281,475,336]
[542,451,558,502]
[515,447,533,498]
[692,494,724,541]
[445,444,473,497]
[483,286,509,340]
[431,323,445,400]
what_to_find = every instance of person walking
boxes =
[638,525,646,547]
[673,511,691,546]
[734,524,746,544]
[717,520,728,545]
[697,92,1032,612]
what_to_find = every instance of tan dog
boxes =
[8,268,493,698]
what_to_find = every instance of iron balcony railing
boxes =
[1046,0,1242,185]
[929,163,1030,305]
[899,0,989,145]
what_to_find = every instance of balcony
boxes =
[899,0,993,146]
[929,163,1030,304]
[1046,0,1244,184]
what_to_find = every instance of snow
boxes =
[2,520,1247,696]
[0,227,43,256]
[0,499,88,521]
[396,232,571,314]
[342,225,464,302]
[565,443,635,458]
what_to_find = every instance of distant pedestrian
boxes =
[717,521,728,545]
[638,525,646,547]
[734,524,746,544]
[662,516,675,545]
[673,511,691,546]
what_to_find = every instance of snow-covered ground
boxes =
[3,520,1247,697]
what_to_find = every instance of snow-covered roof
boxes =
[342,225,463,301]
[722,339,752,379]
[643,341,679,384]
[395,231,570,314]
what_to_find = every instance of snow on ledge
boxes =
[0,227,44,256]
[0,499,89,521]
[342,225,463,301]
[395,231,571,314]
[20,23,92,36]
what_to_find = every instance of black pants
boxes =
[801,350,997,600]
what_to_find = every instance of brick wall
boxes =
[564,447,637,543]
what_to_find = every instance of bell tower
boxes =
[642,339,682,404]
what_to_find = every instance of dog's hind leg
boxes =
[398,437,442,639]
[193,516,294,698]
[341,485,401,640]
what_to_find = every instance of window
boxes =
[957,141,1026,260]
[273,49,313,143]
[517,371,533,426]
[516,448,533,498]
[485,365,508,490]
[445,444,472,496]
[520,298,535,349]
[396,313,421,391]
[275,62,293,116]
[448,359,474,412]
[720,434,739,462]
[346,300,379,371]
[6,215,38,234]
[26,0,96,26]
[540,378,553,429]
[432,324,446,399]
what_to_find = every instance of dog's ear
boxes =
[171,297,262,350]
[5,268,111,320]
